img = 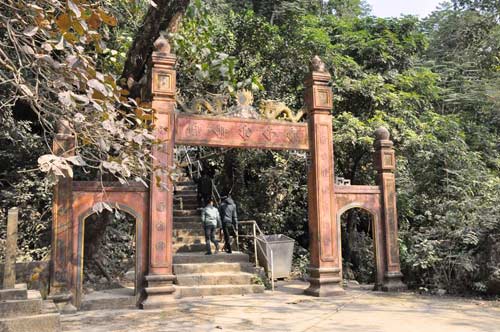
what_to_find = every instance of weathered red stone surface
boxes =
[333,185,385,289]
[176,114,309,150]
[71,182,149,307]
[304,68,345,296]
[141,36,177,309]
[49,51,406,310]
[48,121,76,312]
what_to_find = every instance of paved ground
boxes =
[61,281,500,332]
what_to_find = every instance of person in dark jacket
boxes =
[219,196,238,253]
[197,170,213,208]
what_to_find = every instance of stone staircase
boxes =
[172,178,265,297]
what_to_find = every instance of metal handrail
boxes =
[236,220,275,291]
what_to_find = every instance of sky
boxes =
[366,0,447,18]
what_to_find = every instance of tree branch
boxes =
[120,0,190,90]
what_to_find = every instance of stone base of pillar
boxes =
[304,267,345,297]
[381,272,406,292]
[141,274,177,310]
[47,292,77,314]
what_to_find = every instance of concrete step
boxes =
[174,209,200,217]
[176,284,264,298]
[176,273,254,286]
[174,262,254,274]
[173,215,202,223]
[174,252,250,264]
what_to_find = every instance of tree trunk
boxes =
[120,0,190,92]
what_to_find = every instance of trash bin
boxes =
[256,234,295,279]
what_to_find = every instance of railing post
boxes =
[304,56,344,296]
[373,127,406,291]
[142,35,177,309]
[253,222,258,266]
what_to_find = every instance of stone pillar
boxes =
[142,35,177,309]
[373,127,406,291]
[304,56,344,296]
[48,120,77,313]
[3,208,18,289]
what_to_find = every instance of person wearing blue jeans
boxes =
[202,199,220,255]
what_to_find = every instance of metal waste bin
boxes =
[256,234,295,279]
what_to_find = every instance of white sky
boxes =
[366,0,448,17]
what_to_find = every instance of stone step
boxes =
[174,209,200,217]
[173,228,205,237]
[173,215,202,223]
[175,181,195,187]
[174,252,249,264]
[175,185,197,191]
[175,190,197,196]
[0,298,42,318]
[0,313,61,332]
[174,243,210,253]
[175,284,264,298]
[174,236,206,246]
[174,222,201,229]
[80,288,136,311]
[176,272,254,286]
[174,203,199,210]
[176,253,247,265]
[174,262,254,274]
[174,234,206,244]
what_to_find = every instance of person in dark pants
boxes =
[197,170,213,208]
[201,199,220,255]
[219,196,238,254]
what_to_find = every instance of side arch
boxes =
[71,190,149,308]
[335,196,386,289]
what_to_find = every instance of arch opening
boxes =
[340,207,377,288]
[74,202,147,308]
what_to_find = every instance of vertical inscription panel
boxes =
[383,175,399,269]
[150,111,173,270]
[315,122,336,263]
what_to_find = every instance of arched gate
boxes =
[48,36,405,310]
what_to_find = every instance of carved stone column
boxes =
[3,208,18,289]
[373,127,406,291]
[142,35,177,309]
[48,120,77,313]
[304,56,344,296]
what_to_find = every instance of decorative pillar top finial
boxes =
[374,127,390,141]
[310,55,327,73]
[153,34,171,54]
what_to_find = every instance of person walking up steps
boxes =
[219,195,238,254]
[202,198,220,255]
